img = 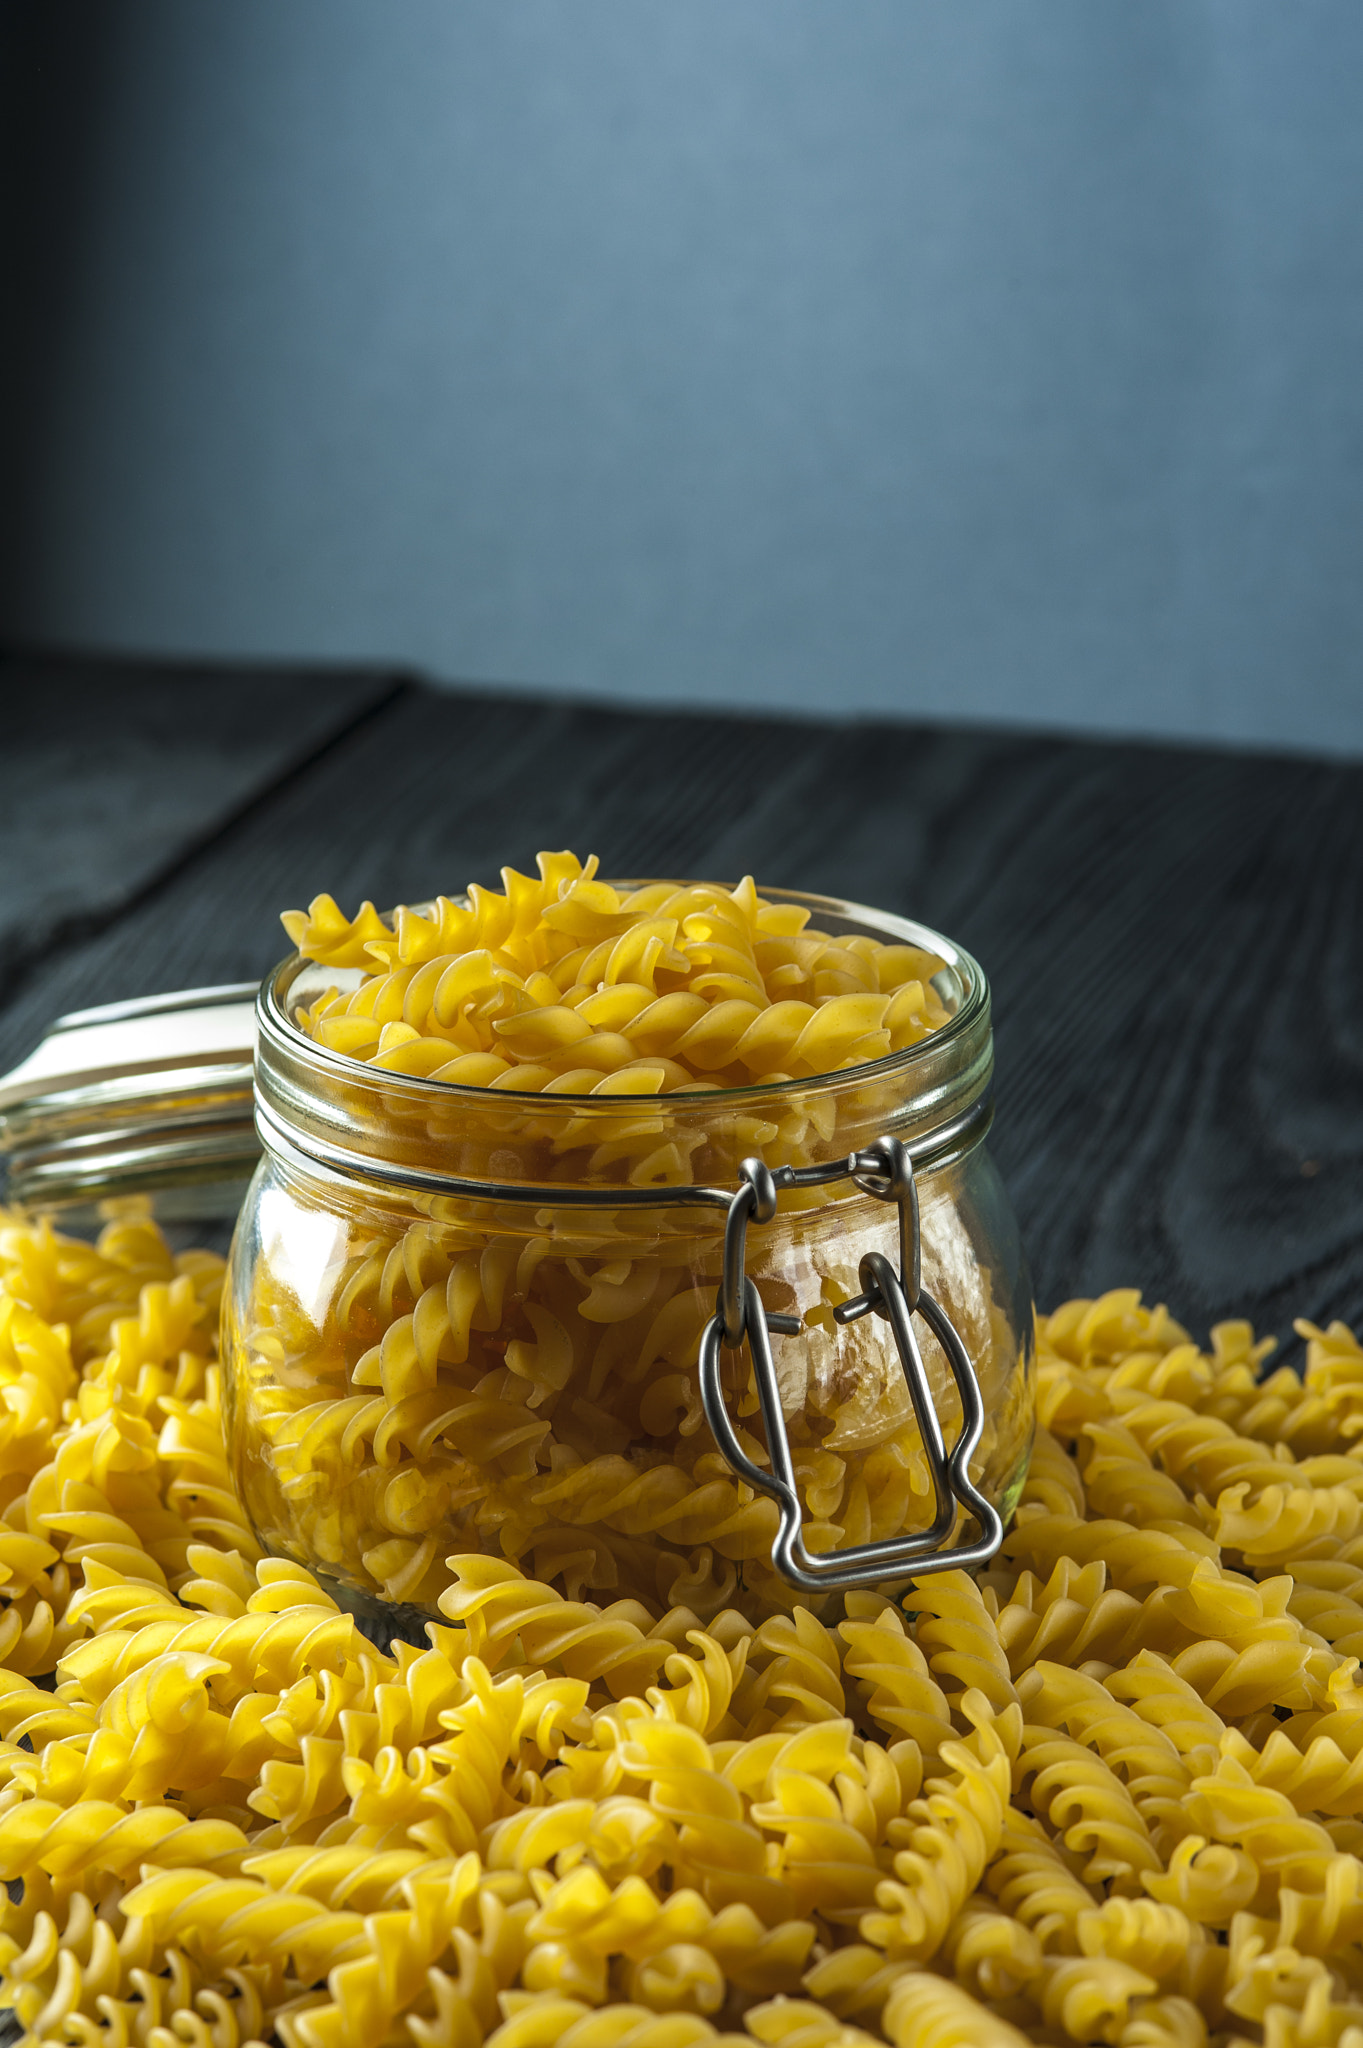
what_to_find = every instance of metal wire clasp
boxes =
[698,1135,1003,1592]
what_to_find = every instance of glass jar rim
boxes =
[253,885,995,1201]
[259,883,990,1109]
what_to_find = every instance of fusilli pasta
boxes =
[223,861,1033,1621]
[0,1210,1361,2044]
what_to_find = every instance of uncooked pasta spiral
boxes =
[0,1798,249,1883]
[836,1592,954,1756]
[983,1809,1098,1952]
[742,1720,898,1925]
[1212,1477,1363,1567]
[735,1608,848,1729]
[859,1689,1018,1960]
[1017,1663,1192,1852]
[994,1557,1155,1676]
[744,1995,883,2048]
[881,1968,1033,2047]
[1014,1720,1162,1889]
[484,2000,749,2048]
[904,1569,1018,1718]
[1035,1953,1159,2043]
[1075,1896,1207,1994]
[1011,1424,1084,1520]
[523,1866,814,2003]
[437,1554,676,1698]
[937,1895,1042,2003]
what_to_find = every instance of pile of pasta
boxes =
[3,1213,1363,2048]
[283,854,952,1091]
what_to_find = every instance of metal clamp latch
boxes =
[698,1135,1003,1592]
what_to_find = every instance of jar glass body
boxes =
[221,891,1034,1622]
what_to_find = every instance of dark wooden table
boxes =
[2,650,1360,1355]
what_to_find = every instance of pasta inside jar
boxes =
[221,865,1034,1621]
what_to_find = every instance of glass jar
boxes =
[221,889,1034,1624]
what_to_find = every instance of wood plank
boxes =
[0,650,397,1001]
[0,676,1358,1353]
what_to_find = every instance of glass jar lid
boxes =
[0,984,259,1225]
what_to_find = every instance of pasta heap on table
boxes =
[1,1207,1362,2047]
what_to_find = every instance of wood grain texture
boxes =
[0,668,1359,1355]
[0,650,396,1005]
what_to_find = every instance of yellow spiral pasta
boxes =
[223,858,1030,1625]
[3,1209,1363,2041]
[882,1968,1034,2047]
[283,857,952,1090]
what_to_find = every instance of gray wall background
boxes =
[3,1,1362,752]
